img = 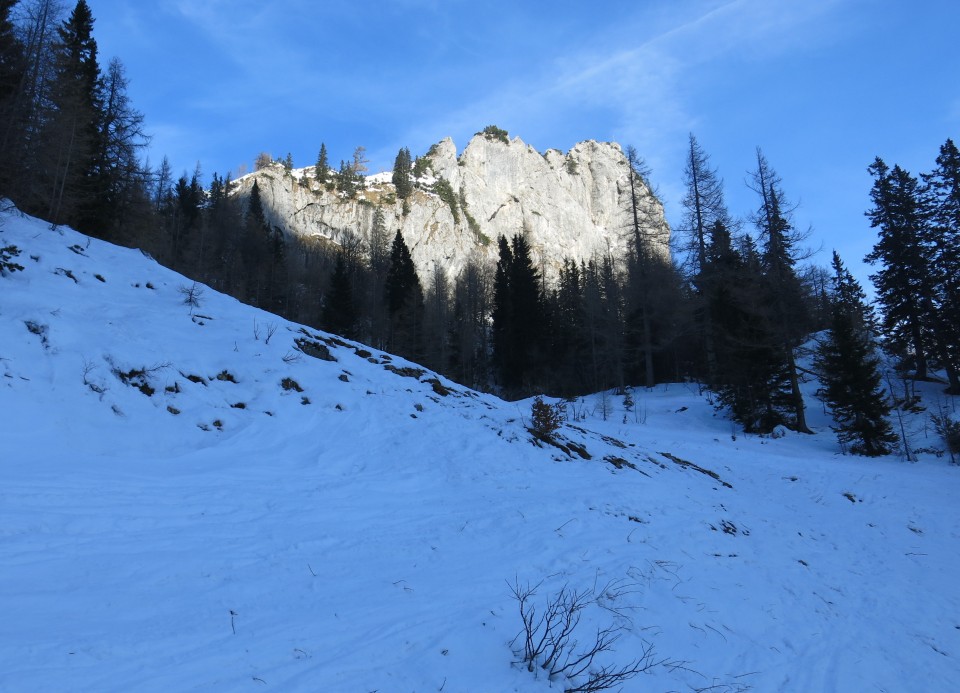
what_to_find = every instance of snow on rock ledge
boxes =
[231,133,669,279]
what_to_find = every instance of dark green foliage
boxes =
[412,155,430,179]
[921,139,960,392]
[0,0,26,199]
[492,234,545,395]
[530,396,563,437]
[477,125,509,144]
[384,230,424,359]
[321,253,357,339]
[751,150,812,433]
[43,0,102,229]
[314,143,329,185]
[705,227,786,433]
[432,177,459,223]
[816,252,897,456]
[336,159,358,197]
[392,147,413,200]
[865,159,936,381]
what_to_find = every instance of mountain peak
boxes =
[233,131,667,279]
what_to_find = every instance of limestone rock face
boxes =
[231,133,669,279]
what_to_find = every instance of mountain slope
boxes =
[1,207,959,692]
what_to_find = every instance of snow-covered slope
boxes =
[1,207,959,692]
[232,134,668,280]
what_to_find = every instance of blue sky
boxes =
[90,0,958,284]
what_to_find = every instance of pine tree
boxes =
[392,147,413,199]
[314,143,329,186]
[865,158,936,381]
[384,230,423,358]
[750,149,812,433]
[247,178,265,227]
[448,258,491,390]
[336,159,356,197]
[492,234,544,395]
[816,252,897,456]
[706,223,783,432]
[0,0,26,198]
[87,57,147,238]
[321,253,357,339]
[921,139,960,393]
[43,0,102,229]
[622,146,678,388]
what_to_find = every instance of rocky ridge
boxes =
[231,132,669,279]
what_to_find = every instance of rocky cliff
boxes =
[231,132,669,279]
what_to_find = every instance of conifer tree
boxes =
[0,0,25,198]
[384,230,423,358]
[750,150,812,433]
[680,134,730,383]
[336,159,357,197]
[865,158,936,381]
[706,223,783,432]
[816,252,897,456]
[681,134,729,277]
[247,178,265,227]
[921,139,960,393]
[492,234,544,395]
[88,57,147,238]
[314,143,329,186]
[321,253,357,339]
[43,0,101,229]
[392,147,413,199]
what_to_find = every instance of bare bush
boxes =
[178,282,205,314]
[509,580,661,691]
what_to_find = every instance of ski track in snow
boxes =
[2,207,959,691]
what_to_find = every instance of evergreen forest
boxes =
[2,1,958,458]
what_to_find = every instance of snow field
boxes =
[2,208,959,691]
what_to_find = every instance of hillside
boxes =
[1,206,959,692]
[231,133,668,280]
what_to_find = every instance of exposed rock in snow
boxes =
[231,133,669,279]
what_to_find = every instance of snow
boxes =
[1,206,959,692]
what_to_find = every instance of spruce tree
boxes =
[314,143,329,185]
[0,0,25,198]
[392,147,413,199]
[750,150,812,433]
[43,0,102,229]
[816,252,897,456]
[384,230,423,358]
[865,158,936,381]
[88,57,147,238]
[321,253,357,339]
[492,234,544,395]
[921,139,960,393]
[706,223,783,432]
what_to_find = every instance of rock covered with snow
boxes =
[231,132,669,279]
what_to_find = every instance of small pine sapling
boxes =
[531,396,563,437]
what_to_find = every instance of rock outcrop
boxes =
[231,131,669,279]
